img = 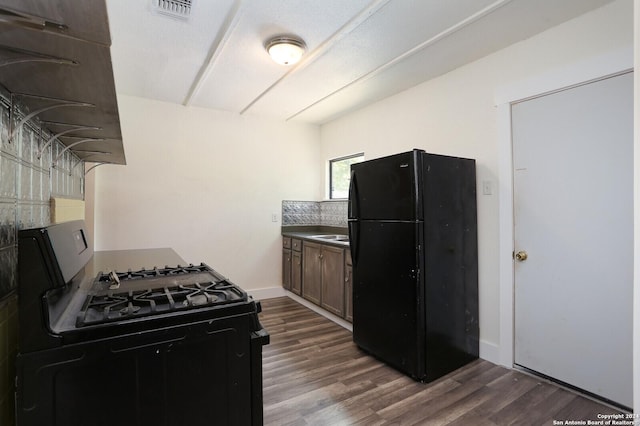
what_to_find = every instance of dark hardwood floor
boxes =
[259,297,626,426]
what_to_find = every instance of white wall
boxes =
[89,95,321,291]
[320,0,633,364]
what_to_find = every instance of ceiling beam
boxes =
[287,0,514,121]
[183,0,243,106]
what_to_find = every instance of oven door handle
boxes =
[110,335,186,353]
[250,328,270,345]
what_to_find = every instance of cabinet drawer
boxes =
[283,237,292,249]
[291,238,302,252]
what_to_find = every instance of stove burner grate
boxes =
[99,264,211,282]
[76,265,247,327]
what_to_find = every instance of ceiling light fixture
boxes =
[265,36,306,66]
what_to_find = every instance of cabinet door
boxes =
[282,248,291,290]
[291,251,302,295]
[345,250,353,322]
[302,243,322,305]
[320,245,344,317]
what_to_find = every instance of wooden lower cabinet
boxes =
[344,249,353,322]
[291,250,302,295]
[302,241,345,317]
[282,248,292,291]
[302,242,322,305]
[284,236,351,319]
[283,237,302,294]
[320,245,345,316]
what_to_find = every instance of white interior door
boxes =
[512,72,633,409]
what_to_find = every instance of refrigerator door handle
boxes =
[348,220,359,266]
[348,169,359,266]
[348,170,359,219]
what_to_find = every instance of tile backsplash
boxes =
[282,200,348,227]
[0,89,85,426]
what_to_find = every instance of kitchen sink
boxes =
[310,234,350,242]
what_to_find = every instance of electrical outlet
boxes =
[271,214,278,222]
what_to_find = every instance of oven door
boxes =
[16,314,265,426]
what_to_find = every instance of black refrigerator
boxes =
[348,149,478,382]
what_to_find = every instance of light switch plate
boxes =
[482,180,492,195]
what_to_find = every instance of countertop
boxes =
[281,226,350,248]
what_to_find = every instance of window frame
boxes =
[329,153,364,200]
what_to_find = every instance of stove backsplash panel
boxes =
[0,93,85,425]
[282,200,348,228]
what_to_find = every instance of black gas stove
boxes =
[15,220,269,426]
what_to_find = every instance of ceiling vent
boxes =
[152,0,192,20]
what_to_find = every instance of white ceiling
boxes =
[105,0,615,124]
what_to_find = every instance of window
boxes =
[329,153,364,199]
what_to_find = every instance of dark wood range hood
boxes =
[0,0,125,165]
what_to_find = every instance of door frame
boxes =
[494,47,633,369]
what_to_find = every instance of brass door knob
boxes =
[515,251,528,261]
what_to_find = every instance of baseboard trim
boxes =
[249,287,352,331]
[284,292,353,332]
[247,286,287,300]
[251,286,499,365]
[479,339,500,365]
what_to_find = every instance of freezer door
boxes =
[351,220,425,380]
[349,150,423,221]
